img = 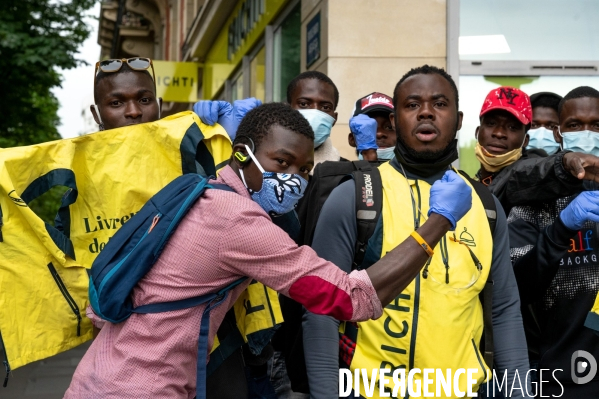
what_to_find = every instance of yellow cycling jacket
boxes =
[0,112,231,370]
[210,280,284,371]
[342,163,493,398]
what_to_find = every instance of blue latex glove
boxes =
[560,191,599,230]
[222,98,262,140]
[192,100,231,126]
[428,170,472,231]
[349,114,378,152]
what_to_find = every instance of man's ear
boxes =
[390,113,396,129]
[158,97,163,113]
[475,126,480,140]
[232,142,250,168]
[523,133,530,148]
[554,126,563,144]
[90,104,101,125]
[332,111,338,126]
[456,111,464,132]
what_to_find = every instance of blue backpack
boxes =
[89,173,246,399]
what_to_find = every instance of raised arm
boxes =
[490,151,582,211]
[220,170,471,320]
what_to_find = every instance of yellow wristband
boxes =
[410,231,434,257]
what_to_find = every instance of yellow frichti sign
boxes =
[153,60,201,102]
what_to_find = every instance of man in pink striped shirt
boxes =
[65,103,472,398]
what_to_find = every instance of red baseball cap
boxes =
[479,87,532,125]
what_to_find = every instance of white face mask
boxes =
[297,109,335,148]
[357,147,396,161]
[376,146,395,160]
[527,127,559,155]
[559,127,599,156]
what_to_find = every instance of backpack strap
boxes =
[351,162,383,269]
[482,279,494,368]
[458,170,497,235]
[458,169,496,369]
[350,160,373,172]
[133,277,246,399]
[132,277,246,314]
[210,183,235,192]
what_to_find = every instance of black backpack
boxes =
[279,160,383,393]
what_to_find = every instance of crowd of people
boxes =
[59,57,599,398]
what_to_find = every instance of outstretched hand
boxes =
[563,152,599,181]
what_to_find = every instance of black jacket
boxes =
[508,188,599,395]
[479,150,583,215]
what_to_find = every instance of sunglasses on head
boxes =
[94,57,156,83]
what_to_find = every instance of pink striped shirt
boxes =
[64,166,382,399]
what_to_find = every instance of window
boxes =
[220,1,300,103]
[460,0,599,62]
[250,46,266,102]
[457,0,599,175]
[272,3,300,102]
[231,71,244,101]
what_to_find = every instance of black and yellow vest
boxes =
[0,112,281,376]
[341,162,493,398]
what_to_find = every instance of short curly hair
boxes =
[392,64,459,110]
[558,86,599,117]
[530,92,562,112]
[233,102,314,152]
[286,71,339,109]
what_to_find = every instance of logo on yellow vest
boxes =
[459,227,476,247]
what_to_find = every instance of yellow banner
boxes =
[154,60,201,102]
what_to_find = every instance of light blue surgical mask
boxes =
[527,127,559,155]
[297,109,335,148]
[239,145,308,216]
[560,128,599,156]
[376,147,395,160]
[357,147,395,161]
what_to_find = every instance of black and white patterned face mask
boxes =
[239,145,308,216]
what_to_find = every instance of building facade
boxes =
[97,0,452,160]
[97,0,599,164]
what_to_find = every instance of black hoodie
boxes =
[507,184,599,397]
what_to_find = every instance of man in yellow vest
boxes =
[303,65,530,398]
[64,101,477,398]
